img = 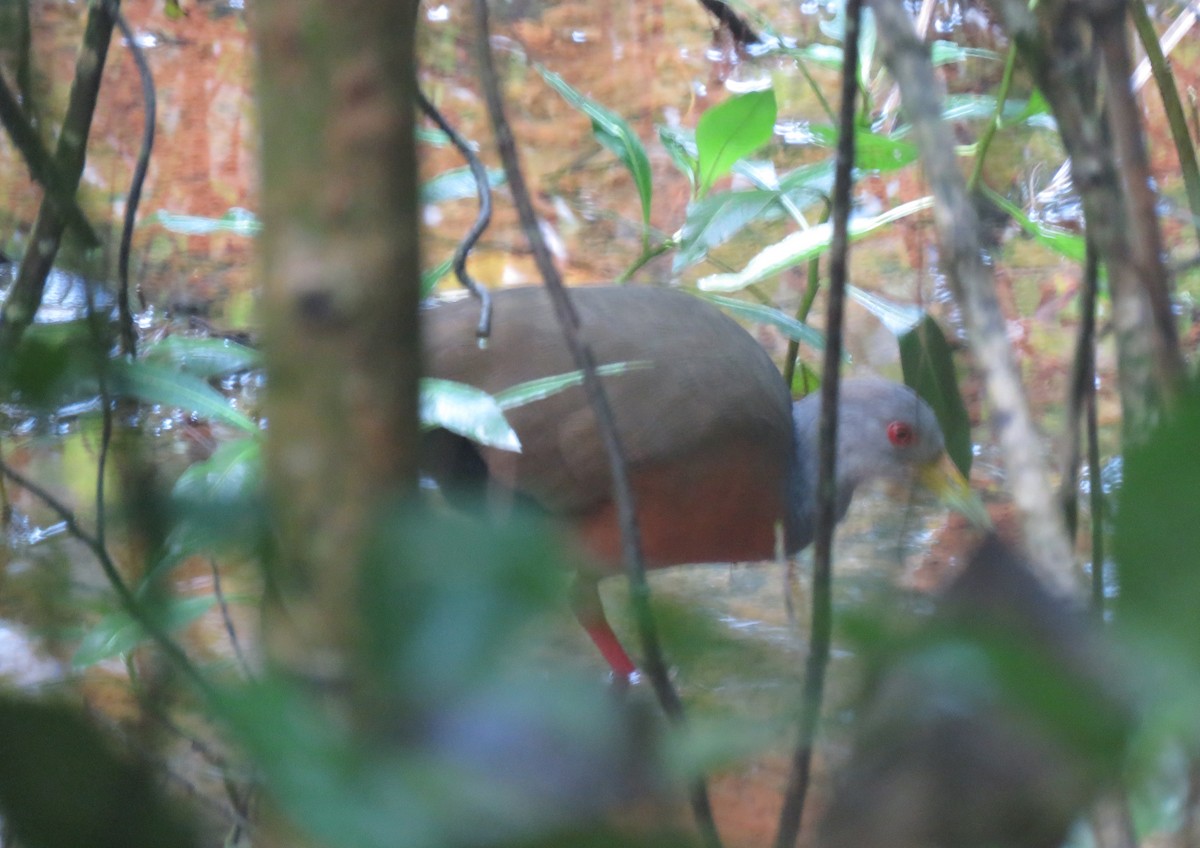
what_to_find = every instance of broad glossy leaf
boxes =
[691,292,825,351]
[898,313,972,477]
[421,378,520,451]
[173,437,262,502]
[699,196,933,291]
[141,336,261,379]
[696,89,777,197]
[808,125,917,172]
[420,167,505,205]
[537,64,653,233]
[108,359,258,433]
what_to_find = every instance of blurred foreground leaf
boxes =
[0,698,197,848]
[899,314,972,478]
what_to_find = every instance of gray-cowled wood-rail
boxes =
[422,285,977,679]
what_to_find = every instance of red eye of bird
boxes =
[887,421,916,448]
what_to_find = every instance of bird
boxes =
[421,285,979,679]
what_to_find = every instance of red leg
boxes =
[572,575,638,680]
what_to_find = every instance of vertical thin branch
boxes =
[111,2,156,355]
[774,0,861,843]
[1062,239,1100,540]
[469,5,721,847]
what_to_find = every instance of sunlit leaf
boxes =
[930,40,1000,65]
[690,292,826,351]
[698,196,933,291]
[141,336,261,379]
[421,378,520,451]
[420,167,505,205]
[537,64,653,235]
[898,313,972,477]
[846,284,923,334]
[153,207,260,236]
[696,89,777,197]
[492,362,651,410]
[807,125,917,172]
[108,359,258,433]
[72,595,224,668]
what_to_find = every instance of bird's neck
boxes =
[786,401,857,554]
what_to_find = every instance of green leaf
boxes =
[173,437,262,503]
[898,314,972,477]
[72,595,223,668]
[690,292,826,351]
[696,89,778,197]
[141,336,262,379]
[492,361,652,410]
[108,359,259,433]
[420,167,505,205]
[537,64,653,235]
[983,188,1086,261]
[698,196,933,292]
[152,207,260,236]
[846,284,924,334]
[421,257,454,297]
[421,378,520,451]
[807,125,918,172]
[930,40,1000,65]
[416,126,451,146]
[673,161,834,272]
[658,124,699,189]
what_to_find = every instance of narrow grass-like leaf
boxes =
[673,161,834,272]
[983,188,1086,261]
[696,89,777,197]
[699,196,933,291]
[109,359,258,433]
[420,167,505,205]
[691,292,826,351]
[846,285,923,334]
[142,336,261,379]
[421,257,454,297]
[537,64,653,234]
[153,207,260,236]
[930,40,1000,65]
[898,314,972,477]
[494,362,651,410]
[421,378,520,451]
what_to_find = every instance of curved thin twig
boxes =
[416,89,493,337]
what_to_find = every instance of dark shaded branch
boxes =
[469,4,721,847]
[697,0,762,46]
[774,0,860,844]
[1062,239,1100,540]
[0,1,116,355]
[0,71,99,247]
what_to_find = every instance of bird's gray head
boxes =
[790,378,948,532]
